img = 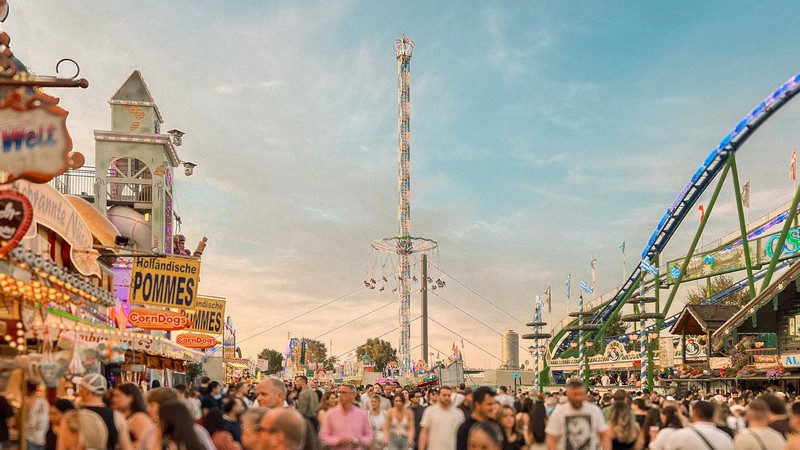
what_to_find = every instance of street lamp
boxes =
[628,333,639,342]
[539,345,547,355]
[528,345,536,356]
[648,332,660,341]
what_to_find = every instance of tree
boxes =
[685,275,749,306]
[356,338,398,372]
[257,348,284,375]
[301,339,338,372]
[185,362,205,387]
[605,312,628,337]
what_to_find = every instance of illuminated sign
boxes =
[128,308,190,331]
[176,332,219,349]
[0,92,73,183]
[184,296,225,335]
[129,256,200,309]
[0,190,32,257]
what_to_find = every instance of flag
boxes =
[579,280,593,294]
[792,149,797,181]
[452,342,456,353]
[590,256,597,285]
[741,179,750,208]
[461,338,464,348]
[698,203,705,224]
[641,258,659,276]
[545,284,552,313]
[620,242,625,255]
[565,269,571,300]
[535,294,541,308]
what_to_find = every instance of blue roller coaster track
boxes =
[554,70,800,356]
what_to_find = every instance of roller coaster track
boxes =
[552,70,800,356]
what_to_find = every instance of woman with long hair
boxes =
[527,399,547,450]
[497,405,524,450]
[383,394,414,450]
[367,395,386,450]
[317,391,337,429]
[56,409,108,450]
[203,409,241,450]
[111,382,153,449]
[607,400,641,450]
[156,401,204,450]
[639,407,660,450]
[516,398,533,438]
[648,405,683,450]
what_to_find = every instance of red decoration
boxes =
[128,308,190,331]
[176,333,219,349]
[0,190,32,257]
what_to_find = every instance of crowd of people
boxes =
[13,372,800,450]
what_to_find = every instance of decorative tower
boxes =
[372,35,438,374]
[93,71,184,253]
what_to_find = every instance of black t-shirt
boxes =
[0,395,13,442]
[83,405,118,450]
[456,416,479,450]
[770,418,791,438]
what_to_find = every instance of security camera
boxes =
[183,161,197,176]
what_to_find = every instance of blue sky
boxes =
[11,2,800,367]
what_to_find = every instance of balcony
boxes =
[50,167,97,202]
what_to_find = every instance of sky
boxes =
[9,2,800,369]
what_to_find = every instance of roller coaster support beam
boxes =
[596,272,645,351]
[730,154,757,300]
[648,254,660,390]
[658,160,732,332]
[759,181,800,292]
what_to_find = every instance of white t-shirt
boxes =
[545,401,608,450]
[662,423,733,450]
[733,427,785,450]
[649,427,680,450]
[420,404,464,450]
[496,393,515,407]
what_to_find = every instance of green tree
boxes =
[356,338,398,372]
[257,348,284,375]
[685,275,749,306]
[301,339,338,372]
[606,312,628,337]
[185,362,205,387]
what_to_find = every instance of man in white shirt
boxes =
[545,378,610,450]
[663,400,733,450]
[418,386,464,450]
[733,398,785,450]
[495,386,515,408]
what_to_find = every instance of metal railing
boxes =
[50,167,97,199]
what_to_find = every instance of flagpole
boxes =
[578,293,585,386]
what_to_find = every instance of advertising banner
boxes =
[223,317,236,360]
[128,308,190,331]
[185,296,225,335]
[176,333,219,349]
[129,256,201,309]
[658,337,675,368]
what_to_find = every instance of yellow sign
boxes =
[185,296,226,334]
[129,256,200,309]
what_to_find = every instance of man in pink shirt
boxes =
[319,383,373,449]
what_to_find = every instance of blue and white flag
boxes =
[579,280,593,294]
[641,258,659,276]
[565,269,572,300]
[619,241,625,255]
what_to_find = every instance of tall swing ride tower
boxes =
[372,35,438,374]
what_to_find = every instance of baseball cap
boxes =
[72,373,108,395]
